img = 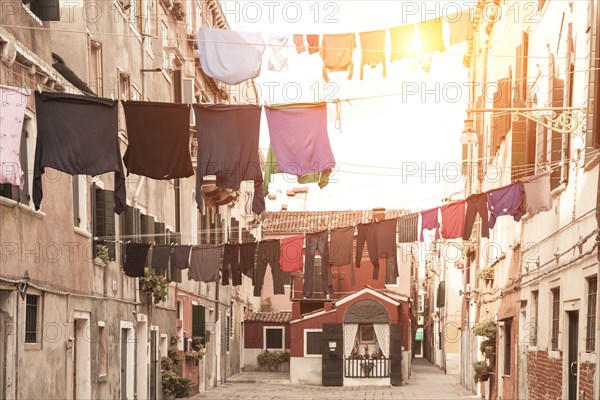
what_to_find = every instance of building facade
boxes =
[460,0,600,399]
[0,0,260,398]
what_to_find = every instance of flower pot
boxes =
[479,370,491,382]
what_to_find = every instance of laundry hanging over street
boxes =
[1,0,597,399]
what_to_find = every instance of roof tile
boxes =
[244,311,292,323]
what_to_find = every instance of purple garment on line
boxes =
[420,208,440,242]
[265,104,335,176]
[486,182,526,229]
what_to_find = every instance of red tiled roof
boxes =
[262,210,410,234]
[244,311,292,323]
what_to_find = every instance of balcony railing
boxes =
[344,357,390,378]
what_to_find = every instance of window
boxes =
[195,0,202,31]
[23,0,60,21]
[88,40,103,96]
[359,325,375,344]
[72,175,87,229]
[131,84,141,101]
[504,319,512,376]
[98,322,107,377]
[305,330,322,356]
[192,304,206,346]
[161,21,170,70]
[265,327,284,350]
[177,300,183,320]
[418,293,424,313]
[586,277,597,352]
[531,290,539,346]
[186,0,193,34]
[226,312,231,353]
[0,116,30,205]
[25,294,39,343]
[118,72,131,101]
[93,187,116,261]
[551,288,560,350]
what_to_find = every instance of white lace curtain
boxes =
[373,324,390,357]
[344,324,359,357]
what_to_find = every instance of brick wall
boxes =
[527,350,563,399]
[579,362,597,400]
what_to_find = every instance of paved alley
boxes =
[193,359,478,400]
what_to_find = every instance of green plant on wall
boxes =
[257,350,290,371]
[140,268,169,305]
[95,244,110,264]
[473,360,491,382]
[473,319,497,358]
[162,344,190,399]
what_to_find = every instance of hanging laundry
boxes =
[523,172,553,216]
[304,230,333,298]
[329,226,355,285]
[359,29,387,80]
[448,10,474,45]
[263,146,331,196]
[420,208,440,242]
[222,243,242,286]
[267,34,290,72]
[124,242,151,277]
[397,213,418,243]
[389,24,415,61]
[416,18,446,55]
[320,33,356,82]
[356,219,397,279]
[172,245,192,269]
[265,103,335,179]
[487,182,526,228]
[293,34,306,53]
[239,242,257,280]
[0,85,30,189]
[151,244,172,276]
[280,236,304,273]
[170,263,182,283]
[122,101,193,179]
[440,201,466,239]
[189,245,223,283]
[463,193,490,240]
[307,34,320,54]
[33,92,126,214]
[193,104,265,215]
[196,28,265,85]
[254,239,285,296]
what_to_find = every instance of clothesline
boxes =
[4,59,599,113]
[4,23,599,62]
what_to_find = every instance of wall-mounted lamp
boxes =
[17,270,30,301]
[460,117,478,145]
[328,342,337,353]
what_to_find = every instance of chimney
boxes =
[281,204,288,211]
[372,207,386,222]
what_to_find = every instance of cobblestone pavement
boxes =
[193,358,478,400]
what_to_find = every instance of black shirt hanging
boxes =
[124,242,151,277]
[33,91,126,214]
[122,101,194,179]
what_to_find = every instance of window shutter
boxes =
[475,96,485,182]
[31,0,61,21]
[72,177,80,227]
[492,77,511,154]
[121,206,140,264]
[192,305,206,345]
[141,214,156,244]
[154,222,166,245]
[436,281,446,308]
[548,54,564,189]
[94,188,116,260]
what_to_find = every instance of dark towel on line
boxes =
[151,245,172,276]
[123,101,194,179]
[356,219,397,280]
[193,104,265,215]
[329,226,354,266]
[189,245,223,283]
[33,91,126,214]
[239,242,257,280]
[173,245,192,269]
[124,243,151,277]
[463,193,490,240]
[397,213,418,243]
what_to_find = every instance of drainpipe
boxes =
[14,293,19,400]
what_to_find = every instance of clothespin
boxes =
[36,84,41,92]
[110,93,115,101]
[23,81,30,94]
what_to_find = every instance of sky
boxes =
[221,0,470,212]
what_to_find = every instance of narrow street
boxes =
[194,359,477,400]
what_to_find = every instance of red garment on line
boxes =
[279,235,304,273]
[441,201,466,239]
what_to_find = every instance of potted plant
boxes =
[473,319,497,359]
[473,361,491,382]
[361,360,375,376]
[478,267,494,283]
[95,244,110,265]
[257,350,290,371]
[140,268,170,305]
[162,345,190,399]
